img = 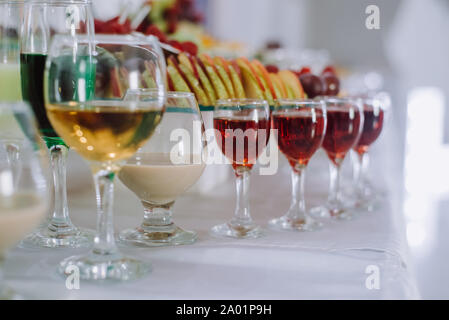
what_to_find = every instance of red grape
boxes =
[321,73,340,96]
[299,73,323,98]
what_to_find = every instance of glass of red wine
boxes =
[350,93,390,210]
[212,99,270,239]
[19,0,95,248]
[312,97,364,220]
[269,99,327,231]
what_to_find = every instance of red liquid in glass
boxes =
[322,108,361,165]
[214,118,269,170]
[272,110,325,168]
[353,106,384,155]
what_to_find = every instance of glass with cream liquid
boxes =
[0,102,48,299]
[119,90,207,246]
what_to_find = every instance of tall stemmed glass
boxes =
[212,99,270,239]
[45,34,165,281]
[0,102,49,299]
[351,93,390,209]
[119,90,207,246]
[0,0,23,101]
[269,99,327,231]
[20,0,95,248]
[312,97,363,220]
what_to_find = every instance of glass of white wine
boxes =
[0,101,49,299]
[45,34,166,281]
[119,90,207,247]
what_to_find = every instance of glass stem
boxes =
[231,168,252,226]
[141,201,174,230]
[92,169,118,256]
[328,162,342,206]
[287,166,307,220]
[48,144,74,232]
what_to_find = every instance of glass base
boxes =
[210,222,263,239]
[20,226,94,249]
[119,224,197,247]
[269,215,322,231]
[310,205,354,220]
[58,252,151,282]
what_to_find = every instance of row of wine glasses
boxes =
[212,95,388,238]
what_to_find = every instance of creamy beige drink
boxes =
[119,153,206,205]
[0,193,47,254]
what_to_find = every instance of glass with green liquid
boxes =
[19,0,96,248]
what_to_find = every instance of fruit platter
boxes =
[91,0,342,109]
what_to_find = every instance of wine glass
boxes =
[0,101,49,299]
[351,93,390,210]
[312,97,364,220]
[212,99,270,239]
[119,90,207,246]
[269,99,327,231]
[0,0,23,101]
[45,34,165,281]
[20,0,95,248]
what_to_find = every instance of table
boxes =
[3,138,419,299]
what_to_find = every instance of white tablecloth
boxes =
[3,138,419,299]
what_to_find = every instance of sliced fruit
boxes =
[237,57,273,105]
[228,64,245,99]
[198,54,229,100]
[167,57,191,93]
[192,56,217,105]
[214,56,243,99]
[278,70,305,98]
[201,54,233,98]
[269,73,285,99]
[252,59,277,100]
[178,63,210,105]
[236,59,265,100]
